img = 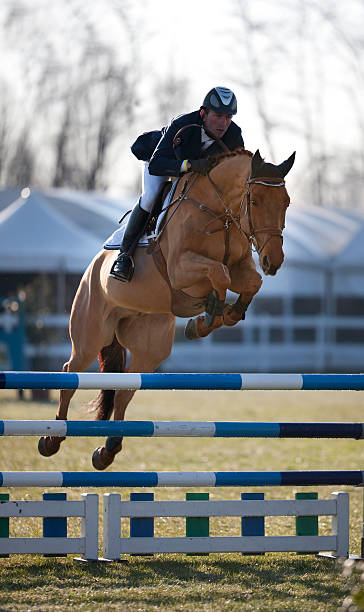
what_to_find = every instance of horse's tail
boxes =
[94,335,127,421]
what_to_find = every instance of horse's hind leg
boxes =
[92,313,175,470]
[91,386,135,471]
[38,278,116,457]
[38,350,103,457]
[38,361,74,456]
[91,337,130,470]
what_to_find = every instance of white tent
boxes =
[0,190,103,273]
[331,220,364,295]
[252,206,353,297]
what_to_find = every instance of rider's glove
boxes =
[189,158,215,175]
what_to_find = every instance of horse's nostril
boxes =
[263,255,270,270]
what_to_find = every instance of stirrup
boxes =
[109,253,135,282]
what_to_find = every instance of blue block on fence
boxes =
[130,492,154,557]
[241,492,265,555]
[130,492,154,537]
[43,493,67,557]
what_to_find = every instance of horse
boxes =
[38,148,295,469]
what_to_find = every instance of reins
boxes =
[155,175,199,242]
[155,166,286,263]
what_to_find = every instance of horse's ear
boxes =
[251,149,263,176]
[277,151,296,177]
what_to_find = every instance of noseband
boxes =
[242,176,286,255]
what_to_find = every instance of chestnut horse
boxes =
[38,148,295,469]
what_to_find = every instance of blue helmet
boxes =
[202,86,237,115]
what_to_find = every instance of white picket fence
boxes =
[103,492,349,559]
[0,493,98,560]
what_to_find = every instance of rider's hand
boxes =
[189,158,215,175]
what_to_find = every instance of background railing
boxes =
[0,311,359,373]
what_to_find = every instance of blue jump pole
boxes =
[1,420,364,439]
[1,372,364,390]
[1,470,363,488]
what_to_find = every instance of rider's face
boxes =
[202,109,233,138]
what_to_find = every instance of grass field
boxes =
[1,387,364,611]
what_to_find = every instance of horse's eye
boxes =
[252,200,258,207]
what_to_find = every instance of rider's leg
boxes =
[110,164,168,282]
[109,199,150,282]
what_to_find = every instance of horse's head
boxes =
[240,149,295,276]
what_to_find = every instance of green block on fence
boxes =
[0,493,10,558]
[295,492,318,554]
[186,493,209,555]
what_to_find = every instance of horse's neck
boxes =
[209,155,251,211]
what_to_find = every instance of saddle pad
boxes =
[103,221,151,250]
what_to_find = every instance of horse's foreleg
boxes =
[223,295,253,326]
[223,258,262,327]
[170,251,231,340]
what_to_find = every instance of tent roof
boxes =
[0,190,103,272]
[283,206,360,261]
[333,224,364,268]
[43,187,133,241]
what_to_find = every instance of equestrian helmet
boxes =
[202,86,237,115]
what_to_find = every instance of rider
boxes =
[110,86,245,282]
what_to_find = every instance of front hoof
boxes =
[184,318,200,340]
[38,436,64,457]
[222,304,241,327]
[92,447,115,471]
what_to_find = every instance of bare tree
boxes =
[50,43,138,190]
[231,0,364,209]
[0,91,11,184]
[0,0,142,191]
[233,0,280,161]
[6,129,35,187]
[153,73,190,127]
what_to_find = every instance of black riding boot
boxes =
[110,201,150,282]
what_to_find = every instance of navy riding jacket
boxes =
[148,110,244,177]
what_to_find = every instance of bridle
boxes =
[156,170,287,264]
[241,176,286,255]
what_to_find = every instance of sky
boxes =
[1,0,364,207]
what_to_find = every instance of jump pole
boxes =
[1,470,364,488]
[1,372,364,390]
[2,421,364,438]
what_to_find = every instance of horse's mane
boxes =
[211,147,253,167]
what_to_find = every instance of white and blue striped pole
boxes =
[1,372,364,390]
[1,470,364,488]
[1,421,364,438]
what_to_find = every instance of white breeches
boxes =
[139,163,171,213]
